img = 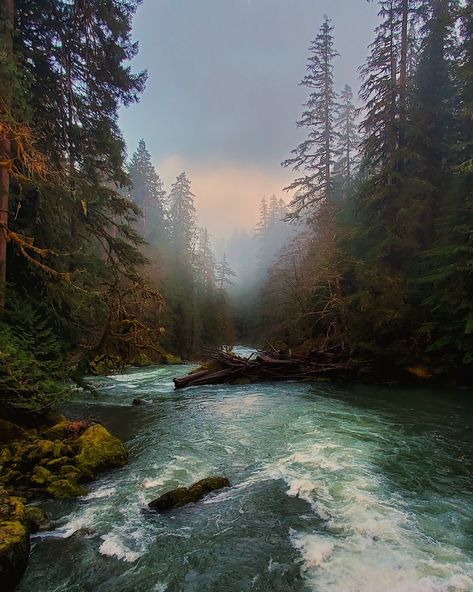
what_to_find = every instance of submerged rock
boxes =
[132,398,145,406]
[148,476,230,512]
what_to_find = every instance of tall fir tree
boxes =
[334,84,360,195]
[128,139,167,243]
[282,15,338,215]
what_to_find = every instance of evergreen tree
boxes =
[168,172,197,254]
[334,84,360,195]
[282,15,339,215]
[128,139,167,243]
[215,254,236,291]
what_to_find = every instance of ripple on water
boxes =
[18,365,473,592]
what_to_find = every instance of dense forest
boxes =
[1,0,473,419]
[245,0,473,384]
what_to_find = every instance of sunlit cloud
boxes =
[157,155,295,240]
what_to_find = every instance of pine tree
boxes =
[215,254,236,291]
[168,172,197,255]
[282,15,339,215]
[128,139,167,242]
[195,227,216,291]
[334,84,360,194]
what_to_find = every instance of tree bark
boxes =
[0,0,14,307]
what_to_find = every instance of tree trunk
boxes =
[0,0,14,307]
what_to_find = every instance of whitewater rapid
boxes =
[19,353,473,592]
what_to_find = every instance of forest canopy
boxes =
[1,0,473,414]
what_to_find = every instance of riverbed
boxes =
[18,351,473,591]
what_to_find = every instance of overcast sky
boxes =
[119,0,379,239]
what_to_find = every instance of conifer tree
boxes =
[128,139,167,242]
[334,84,360,194]
[168,172,197,254]
[215,254,236,291]
[282,15,338,215]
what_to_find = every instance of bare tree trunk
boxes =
[0,0,14,307]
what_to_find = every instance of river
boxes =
[18,348,473,591]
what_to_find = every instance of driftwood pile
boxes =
[173,346,356,389]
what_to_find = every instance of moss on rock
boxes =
[46,479,86,499]
[164,353,182,365]
[0,492,30,591]
[30,467,54,487]
[74,424,127,478]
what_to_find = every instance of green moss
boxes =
[0,470,20,487]
[0,493,30,590]
[24,506,48,533]
[0,448,12,466]
[58,465,82,482]
[31,467,54,487]
[164,353,182,365]
[46,479,86,499]
[45,456,71,471]
[74,424,127,478]
[132,352,153,367]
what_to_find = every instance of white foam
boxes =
[84,486,116,500]
[291,531,335,569]
[99,533,142,563]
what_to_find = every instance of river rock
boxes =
[74,424,128,478]
[148,476,230,512]
[132,398,145,406]
[0,491,30,591]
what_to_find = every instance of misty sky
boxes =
[119,0,379,239]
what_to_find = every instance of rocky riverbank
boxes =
[0,416,128,590]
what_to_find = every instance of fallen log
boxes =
[173,348,356,389]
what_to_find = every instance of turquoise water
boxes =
[19,350,473,591]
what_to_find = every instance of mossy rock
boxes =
[44,420,94,441]
[88,354,121,376]
[58,465,82,482]
[148,476,230,512]
[132,352,154,367]
[164,353,182,365]
[30,466,55,487]
[0,420,29,445]
[45,456,72,471]
[0,448,12,467]
[74,424,127,479]
[0,470,21,487]
[46,479,86,499]
[0,493,30,591]
[24,506,51,534]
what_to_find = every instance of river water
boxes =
[19,349,473,591]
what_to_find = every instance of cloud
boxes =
[157,155,295,240]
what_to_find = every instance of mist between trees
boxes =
[1,0,473,414]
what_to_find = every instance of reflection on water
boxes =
[19,357,473,592]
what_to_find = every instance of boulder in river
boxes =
[0,491,30,591]
[148,476,230,512]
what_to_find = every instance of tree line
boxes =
[0,1,234,411]
[258,0,473,381]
